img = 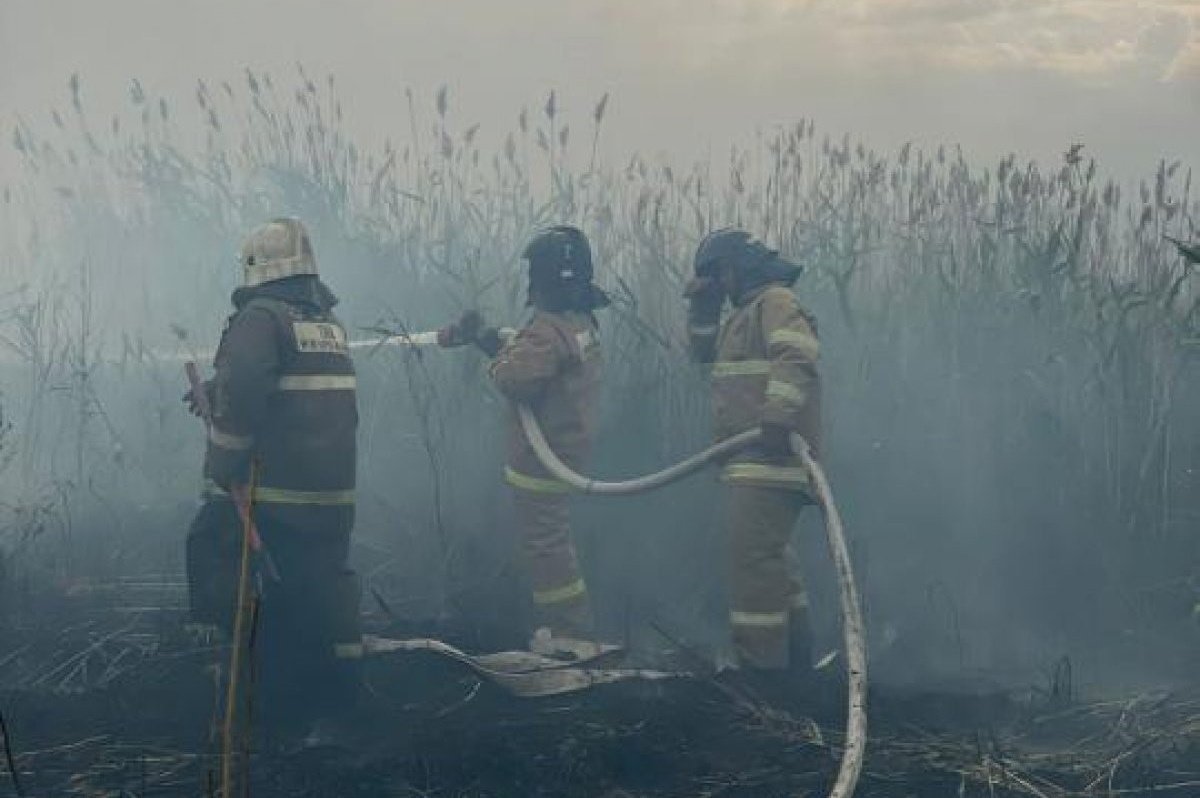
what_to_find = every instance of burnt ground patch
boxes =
[2,587,1199,797]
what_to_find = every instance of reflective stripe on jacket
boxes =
[489,310,601,492]
[204,282,358,522]
[709,284,821,491]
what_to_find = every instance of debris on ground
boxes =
[2,582,1199,797]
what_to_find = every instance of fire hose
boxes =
[396,329,867,798]
[183,329,867,797]
[517,403,866,798]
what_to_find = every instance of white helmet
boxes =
[240,217,317,287]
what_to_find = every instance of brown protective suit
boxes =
[186,275,361,722]
[691,283,822,669]
[489,309,601,638]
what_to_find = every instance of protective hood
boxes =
[232,275,339,313]
[694,228,803,304]
[731,251,803,305]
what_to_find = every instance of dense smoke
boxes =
[1,73,1197,694]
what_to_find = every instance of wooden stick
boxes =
[220,460,258,798]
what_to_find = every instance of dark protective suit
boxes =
[186,275,360,722]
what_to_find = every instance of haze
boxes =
[2,0,1198,182]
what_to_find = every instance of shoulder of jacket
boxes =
[230,298,296,334]
[519,311,555,339]
[241,295,295,317]
[524,311,568,338]
[227,301,278,329]
[757,284,798,308]
[759,286,818,328]
[220,301,291,352]
[530,311,596,359]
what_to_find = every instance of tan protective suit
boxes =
[693,283,822,669]
[489,310,601,638]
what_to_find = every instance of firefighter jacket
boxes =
[203,276,358,528]
[489,310,601,494]
[693,284,821,491]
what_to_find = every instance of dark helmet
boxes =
[694,228,753,277]
[694,227,802,301]
[523,225,610,311]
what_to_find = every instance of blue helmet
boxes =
[694,228,753,277]
[523,225,610,311]
[694,228,802,300]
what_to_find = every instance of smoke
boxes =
[1,6,1198,694]
[3,1,1198,185]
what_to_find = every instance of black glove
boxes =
[438,310,486,348]
[684,277,723,363]
[684,276,724,324]
[475,327,504,358]
[759,422,794,459]
[183,381,213,419]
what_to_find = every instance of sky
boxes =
[2,0,1198,183]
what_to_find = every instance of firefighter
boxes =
[684,228,821,675]
[184,217,361,729]
[441,225,609,648]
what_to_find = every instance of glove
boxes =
[685,277,724,363]
[759,422,794,459]
[684,276,724,323]
[437,309,486,348]
[475,327,504,358]
[183,381,214,418]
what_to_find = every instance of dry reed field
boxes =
[0,70,1197,796]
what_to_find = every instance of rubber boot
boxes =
[327,568,364,711]
[300,569,365,752]
[722,609,817,715]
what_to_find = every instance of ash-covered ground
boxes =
[3,575,1199,798]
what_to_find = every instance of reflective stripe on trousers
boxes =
[202,480,354,506]
[209,427,254,451]
[533,577,587,606]
[277,374,357,391]
[728,484,806,669]
[511,487,593,639]
[505,466,571,494]
[255,487,355,505]
[730,610,788,628]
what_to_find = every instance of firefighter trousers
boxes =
[186,499,362,724]
[727,484,812,670]
[511,488,594,640]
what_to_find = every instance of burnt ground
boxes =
[2,580,1200,798]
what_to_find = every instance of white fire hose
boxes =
[517,403,866,798]
[406,329,866,798]
[177,328,867,797]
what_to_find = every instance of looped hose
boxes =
[517,402,867,798]
[363,332,865,797]
[517,404,758,495]
[798,441,867,798]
